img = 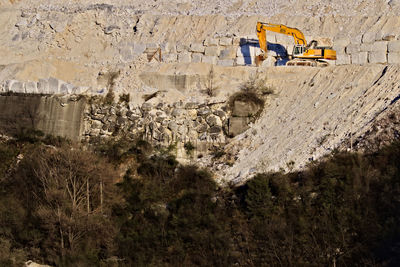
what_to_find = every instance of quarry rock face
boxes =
[1,0,400,184]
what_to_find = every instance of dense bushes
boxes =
[0,135,399,266]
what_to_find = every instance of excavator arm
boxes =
[256,22,307,54]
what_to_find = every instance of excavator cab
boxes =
[293,45,305,56]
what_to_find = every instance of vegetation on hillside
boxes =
[0,131,399,266]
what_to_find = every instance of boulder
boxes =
[206,114,222,127]
[232,100,261,117]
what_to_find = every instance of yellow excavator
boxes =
[256,22,336,67]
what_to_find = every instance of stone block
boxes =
[388,52,400,64]
[388,40,400,52]
[335,54,351,65]
[60,83,74,94]
[10,81,24,93]
[191,53,202,63]
[219,37,233,46]
[345,44,360,54]
[203,37,218,46]
[237,44,259,57]
[202,56,217,64]
[236,56,253,65]
[25,81,38,93]
[132,43,146,54]
[350,35,362,44]
[37,79,49,94]
[219,47,237,59]
[333,45,346,54]
[204,46,220,56]
[217,59,234,66]
[232,100,261,117]
[372,41,388,52]
[162,53,178,63]
[362,31,376,43]
[360,43,373,52]
[48,77,60,93]
[178,52,191,63]
[176,43,188,53]
[228,117,251,137]
[190,43,205,53]
[368,51,387,64]
[351,52,368,65]
[333,38,350,47]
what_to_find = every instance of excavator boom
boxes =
[256,22,307,54]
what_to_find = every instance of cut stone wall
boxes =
[128,37,400,67]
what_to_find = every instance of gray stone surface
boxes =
[162,53,178,63]
[132,43,147,54]
[48,77,60,94]
[25,81,38,93]
[190,43,205,53]
[204,37,218,46]
[219,37,232,46]
[219,47,237,60]
[178,52,191,63]
[191,53,202,63]
[388,52,400,64]
[236,56,253,65]
[11,81,24,93]
[362,31,376,43]
[368,51,387,64]
[345,44,360,54]
[38,79,49,94]
[351,52,368,65]
[232,100,261,117]
[228,117,250,137]
[202,55,217,64]
[217,59,235,66]
[335,54,351,65]
[388,41,400,52]
[371,41,388,52]
[204,46,220,56]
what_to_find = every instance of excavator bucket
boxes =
[255,55,265,67]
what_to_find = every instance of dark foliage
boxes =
[0,137,399,266]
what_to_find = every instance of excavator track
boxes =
[286,58,329,67]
